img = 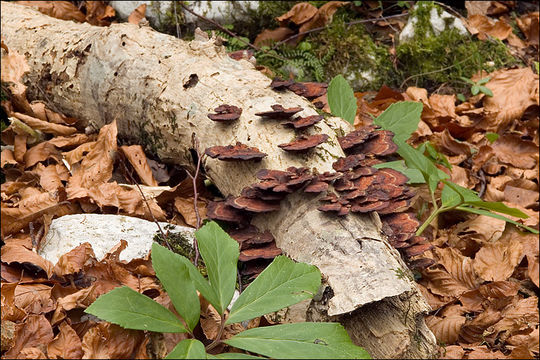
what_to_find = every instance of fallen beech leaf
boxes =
[298,2,348,42]
[174,196,207,228]
[254,27,295,47]
[434,247,482,290]
[507,327,539,359]
[29,102,78,125]
[492,296,538,336]
[467,14,512,40]
[120,145,158,186]
[491,134,538,169]
[1,149,18,168]
[421,267,471,298]
[32,163,64,193]
[459,281,520,312]
[54,242,96,277]
[516,12,539,46]
[1,283,27,322]
[276,2,318,26]
[14,134,28,163]
[128,3,147,24]
[466,345,506,359]
[426,314,466,344]
[48,134,91,149]
[81,322,144,359]
[16,1,86,22]
[63,141,97,165]
[441,345,465,359]
[47,321,83,360]
[14,284,55,315]
[459,307,502,343]
[0,45,29,86]
[84,1,116,26]
[1,244,54,278]
[3,314,54,359]
[13,112,77,136]
[473,236,523,282]
[23,141,62,169]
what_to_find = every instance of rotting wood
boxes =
[1,2,438,357]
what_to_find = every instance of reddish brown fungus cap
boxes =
[239,242,282,262]
[228,225,274,250]
[404,243,434,257]
[226,195,281,213]
[278,134,328,151]
[207,201,250,223]
[282,115,323,129]
[408,258,436,269]
[288,82,328,99]
[207,105,242,122]
[270,77,295,90]
[205,142,267,161]
[332,154,366,172]
[241,186,287,201]
[353,130,398,156]
[338,125,379,151]
[304,179,329,193]
[255,104,303,119]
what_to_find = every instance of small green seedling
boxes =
[86,221,370,359]
[328,75,357,125]
[459,76,494,97]
[485,132,499,143]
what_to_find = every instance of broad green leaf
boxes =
[373,161,425,184]
[471,85,480,95]
[465,201,529,218]
[478,85,493,97]
[373,101,423,145]
[459,76,475,85]
[224,322,371,359]
[327,75,357,125]
[152,243,200,331]
[485,132,499,143]
[476,77,491,85]
[397,143,448,193]
[441,182,481,208]
[456,206,539,234]
[196,221,239,314]
[215,353,265,359]
[457,93,466,102]
[165,339,206,359]
[85,286,186,333]
[425,142,452,170]
[226,256,321,325]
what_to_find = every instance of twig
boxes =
[271,13,409,50]
[29,222,36,250]
[173,2,181,39]
[206,313,226,352]
[121,158,170,250]
[477,169,487,199]
[186,135,204,266]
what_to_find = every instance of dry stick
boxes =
[120,158,170,250]
[186,135,204,266]
[206,313,227,352]
[271,13,409,50]
[173,2,181,39]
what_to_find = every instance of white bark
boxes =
[1,2,437,357]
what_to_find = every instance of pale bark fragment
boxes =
[1,2,437,357]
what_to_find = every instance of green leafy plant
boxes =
[459,76,494,97]
[485,132,499,143]
[85,221,370,359]
[327,75,357,125]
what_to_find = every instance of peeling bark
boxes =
[1,2,437,358]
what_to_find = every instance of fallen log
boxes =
[1,2,437,358]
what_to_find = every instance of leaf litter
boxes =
[2,1,540,359]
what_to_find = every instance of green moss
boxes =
[310,16,394,91]
[396,2,520,91]
[153,230,207,275]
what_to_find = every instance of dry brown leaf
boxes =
[23,142,62,169]
[3,314,54,359]
[63,141,97,165]
[17,347,47,359]
[434,247,482,290]
[452,214,507,245]
[32,163,64,193]
[47,133,92,149]
[491,134,538,169]
[507,327,539,359]
[174,197,207,228]
[1,244,54,278]
[14,284,55,315]
[85,1,116,26]
[16,1,86,22]
[120,145,158,186]
[14,134,28,164]
[128,3,147,25]
[13,112,77,136]
[0,45,30,94]
[81,322,143,359]
[47,321,83,359]
[473,236,524,282]
[479,68,539,133]
[467,345,508,359]
[1,149,18,168]
[67,120,117,189]
[441,345,465,359]
[54,242,96,277]
[29,102,77,125]
[421,267,471,298]
[297,2,347,42]
[426,314,466,344]
[492,296,539,336]
[516,12,539,46]
[504,183,539,209]
[459,281,520,312]
[460,307,502,343]
[254,27,295,47]
[467,14,512,40]
[276,2,318,26]
[1,283,27,322]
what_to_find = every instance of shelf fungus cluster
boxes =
[205,142,267,161]
[207,104,242,122]
[270,77,328,104]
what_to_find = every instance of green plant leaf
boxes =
[214,354,265,359]
[373,161,425,184]
[459,76,475,85]
[478,85,493,97]
[471,85,480,95]
[196,221,240,314]
[465,201,529,218]
[457,93,466,102]
[397,143,448,193]
[224,322,371,359]
[424,142,452,170]
[485,132,499,143]
[456,206,539,234]
[476,77,491,85]
[152,243,200,331]
[441,182,481,208]
[327,75,357,125]
[226,256,321,325]
[85,286,187,333]
[373,101,423,145]
[165,339,206,359]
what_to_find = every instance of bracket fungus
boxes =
[278,134,329,152]
[205,142,267,161]
[226,195,281,213]
[288,82,328,99]
[270,77,295,90]
[255,104,303,119]
[207,200,250,223]
[207,104,242,122]
[282,115,324,129]
[228,225,274,250]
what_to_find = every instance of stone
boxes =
[38,214,195,264]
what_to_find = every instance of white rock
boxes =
[38,214,195,265]
[110,1,259,28]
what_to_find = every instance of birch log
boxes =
[1,2,437,358]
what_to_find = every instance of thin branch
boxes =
[173,2,181,39]
[205,313,226,352]
[121,158,170,250]
[186,135,204,266]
